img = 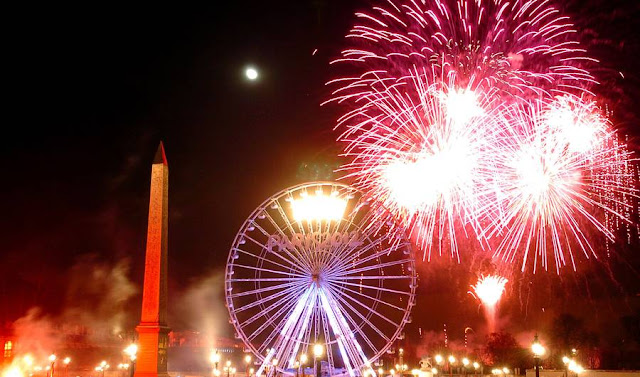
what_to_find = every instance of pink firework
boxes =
[470,274,508,307]
[334,0,598,100]
[329,0,638,273]
[333,68,501,260]
[470,274,508,332]
[482,96,637,273]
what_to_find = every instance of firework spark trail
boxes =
[331,68,503,261]
[335,0,598,100]
[470,275,508,332]
[481,97,637,273]
[329,0,638,273]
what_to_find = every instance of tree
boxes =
[480,332,524,367]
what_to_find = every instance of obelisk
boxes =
[135,142,170,377]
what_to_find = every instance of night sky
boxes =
[2,0,640,350]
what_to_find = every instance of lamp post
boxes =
[531,334,545,377]
[313,344,324,377]
[124,344,138,377]
[399,348,404,374]
[447,356,456,377]
[210,351,221,376]
[49,354,57,377]
[300,355,308,377]
[245,355,252,377]
[98,361,109,377]
[63,357,71,377]
[226,361,233,377]
[462,358,469,377]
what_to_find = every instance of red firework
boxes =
[328,0,637,272]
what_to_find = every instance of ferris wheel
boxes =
[225,182,417,377]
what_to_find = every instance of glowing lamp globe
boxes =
[532,343,545,357]
[313,344,324,358]
[125,344,138,361]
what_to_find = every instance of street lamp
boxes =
[447,356,456,377]
[49,354,57,377]
[210,351,221,376]
[244,355,252,377]
[531,334,545,377]
[461,358,469,377]
[300,355,308,377]
[63,357,71,377]
[313,344,324,377]
[124,344,138,377]
[226,360,233,377]
[434,355,443,366]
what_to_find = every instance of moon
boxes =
[245,67,258,80]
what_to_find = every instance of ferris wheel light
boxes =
[291,193,347,222]
[227,182,416,376]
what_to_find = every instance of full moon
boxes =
[245,67,258,80]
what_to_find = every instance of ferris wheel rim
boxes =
[225,181,417,375]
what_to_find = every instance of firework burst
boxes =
[470,274,508,332]
[335,0,598,100]
[334,68,500,260]
[330,0,637,273]
[482,96,637,273]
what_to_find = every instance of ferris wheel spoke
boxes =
[242,222,311,274]
[321,288,380,356]
[324,282,392,342]
[231,263,308,278]
[239,286,309,330]
[329,279,413,296]
[323,233,391,277]
[232,246,306,276]
[261,207,315,271]
[227,182,416,374]
[229,277,307,282]
[328,241,408,277]
[233,238,307,275]
[268,286,315,366]
[282,288,318,368]
[235,280,307,314]
[258,285,315,349]
[318,302,336,375]
[326,280,407,325]
[333,275,411,280]
[319,290,360,376]
[248,292,304,343]
[327,282,407,312]
[333,258,413,277]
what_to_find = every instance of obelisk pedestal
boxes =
[135,142,170,377]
